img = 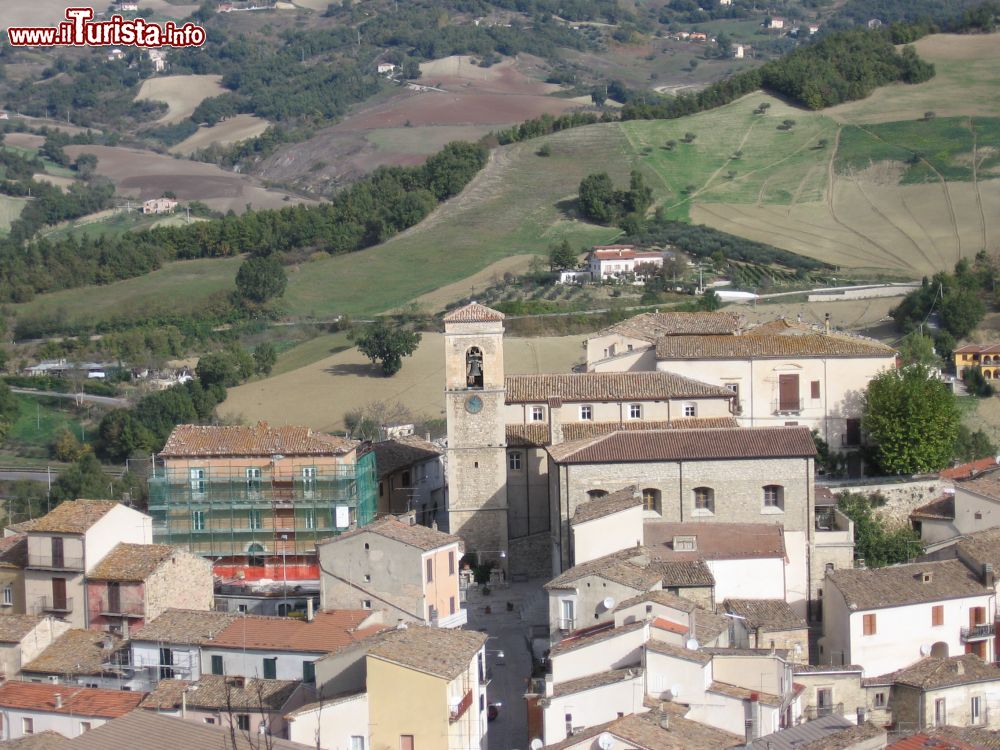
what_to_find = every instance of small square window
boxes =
[509,452,522,471]
[531,406,545,421]
[237,715,251,732]
[363,574,371,583]
[362,599,372,609]
[580,405,593,421]
[683,403,697,417]
[629,404,642,419]
[2,586,12,606]
[811,380,821,399]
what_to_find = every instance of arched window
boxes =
[693,487,714,514]
[587,489,608,499]
[247,542,266,567]
[642,488,661,513]
[763,485,784,511]
[466,347,484,389]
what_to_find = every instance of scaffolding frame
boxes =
[148,452,377,557]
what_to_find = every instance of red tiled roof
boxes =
[547,426,817,464]
[910,495,954,521]
[645,522,786,561]
[940,457,1000,480]
[160,421,357,458]
[210,610,387,653]
[505,417,740,448]
[652,617,688,635]
[954,344,1000,355]
[888,733,983,750]
[0,683,144,718]
[442,302,504,323]
[656,332,896,360]
[506,371,734,403]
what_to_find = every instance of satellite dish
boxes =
[598,733,615,750]
[685,638,700,651]
[920,644,931,656]
[602,596,616,610]
[530,740,544,750]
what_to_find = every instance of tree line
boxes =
[0,141,487,305]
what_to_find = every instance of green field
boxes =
[0,196,30,233]
[4,394,89,458]
[13,256,244,326]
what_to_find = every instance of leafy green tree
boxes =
[73,153,98,180]
[954,424,997,462]
[862,365,960,474]
[548,240,578,271]
[50,450,113,503]
[97,410,154,463]
[578,173,618,224]
[253,342,278,375]
[235,255,287,304]
[837,492,921,567]
[896,332,939,366]
[352,322,422,377]
[940,288,985,339]
[698,289,721,311]
[197,352,242,389]
[963,367,994,398]
[52,427,85,462]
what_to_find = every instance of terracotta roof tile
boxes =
[319,516,462,552]
[954,344,1000,355]
[957,527,1000,572]
[793,664,864,674]
[0,614,46,643]
[723,599,807,632]
[653,559,715,587]
[614,589,699,614]
[827,559,992,610]
[210,610,387,653]
[550,666,642,698]
[371,436,440,479]
[656,331,896,360]
[652,617,688,635]
[140,676,299,712]
[0,731,72,750]
[506,371,734,403]
[367,625,486,680]
[505,417,739,447]
[874,654,1000,690]
[645,522,786,561]
[22,629,125,676]
[442,302,504,323]
[23,499,118,534]
[159,422,357,458]
[544,548,662,591]
[940,457,1000,481]
[88,543,186,581]
[547,426,817,464]
[645,638,713,664]
[542,706,742,750]
[0,534,26,569]
[0,682,143,718]
[954,467,1000,500]
[130,609,241,645]
[573,486,642,525]
[910,494,954,521]
[923,727,1000,749]
[709,680,783,707]
[888,733,985,750]
[595,311,744,342]
[550,621,646,656]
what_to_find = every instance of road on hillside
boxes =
[10,388,129,408]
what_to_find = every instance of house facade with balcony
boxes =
[85,543,213,635]
[22,500,153,629]
[366,626,488,750]
[318,516,466,628]
[820,559,997,676]
[372,436,445,525]
[148,422,377,567]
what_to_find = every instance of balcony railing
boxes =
[449,689,473,723]
[27,554,84,571]
[94,597,145,618]
[772,399,804,415]
[802,703,844,720]
[961,623,995,642]
[35,596,73,614]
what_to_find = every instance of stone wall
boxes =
[146,548,214,620]
[821,478,945,527]
[508,532,551,581]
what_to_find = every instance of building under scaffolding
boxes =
[148,451,377,559]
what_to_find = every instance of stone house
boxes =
[912,470,1000,550]
[372,436,444,523]
[317,516,466,628]
[22,500,153,630]
[0,614,71,679]
[723,599,808,663]
[20,629,139,691]
[868,654,1000,730]
[142,198,177,215]
[86,543,213,635]
[792,664,868,725]
[820,559,996,675]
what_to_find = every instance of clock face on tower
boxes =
[465,395,483,414]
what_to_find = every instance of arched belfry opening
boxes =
[466,347,484,389]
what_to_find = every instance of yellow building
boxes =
[366,626,488,750]
[954,344,1000,378]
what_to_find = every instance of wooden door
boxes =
[51,537,64,568]
[51,578,67,610]
[778,374,799,411]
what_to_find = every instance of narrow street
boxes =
[465,580,548,750]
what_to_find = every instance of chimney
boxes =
[431,519,438,531]
[544,672,554,697]
[956,661,965,676]
[824,313,831,335]
[984,563,995,588]
[54,693,62,709]
[547,397,564,446]
[306,598,314,623]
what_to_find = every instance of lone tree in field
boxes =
[352,321,422,377]
[862,365,960,474]
[548,239,578,271]
[235,255,287,304]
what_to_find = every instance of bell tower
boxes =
[443,303,508,563]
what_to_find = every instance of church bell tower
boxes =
[443,303,508,564]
